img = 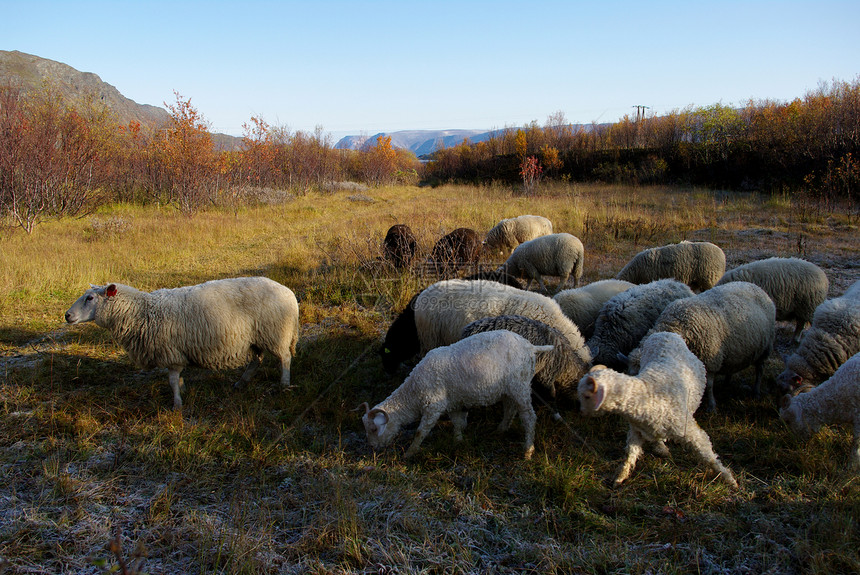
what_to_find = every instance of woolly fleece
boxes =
[554,279,635,339]
[587,279,694,370]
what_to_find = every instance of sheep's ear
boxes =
[616,352,629,366]
[369,408,388,436]
[105,284,118,298]
[583,375,597,393]
[592,381,605,410]
[353,402,370,415]
[780,394,792,410]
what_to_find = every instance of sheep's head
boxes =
[578,368,608,415]
[776,352,816,393]
[359,403,397,450]
[778,394,815,440]
[65,284,118,324]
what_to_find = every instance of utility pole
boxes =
[632,105,650,122]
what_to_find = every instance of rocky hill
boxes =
[0,50,170,126]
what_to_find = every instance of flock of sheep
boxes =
[63,214,860,488]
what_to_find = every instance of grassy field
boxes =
[1,183,858,574]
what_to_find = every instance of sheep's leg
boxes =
[497,397,517,432]
[516,400,537,459]
[793,320,806,343]
[752,360,765,398]
[523,278,534,291]
[449,410,468,441]
[678,423,738,488]
[168,368,184,410]
[535,274,548,293]
[236,353,263,388]
[703,373,717,412]
[615,426,645,486]
[554,272,570,294]
[404,410,442,458]
[651,439,670,458]
[279,353,293,389]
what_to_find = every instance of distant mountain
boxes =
[335,126,602,156]
[336,129,502,156]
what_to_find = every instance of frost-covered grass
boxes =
[1,183,858,573]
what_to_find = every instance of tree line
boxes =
[0,85,420,232]
[425,78,859,204]
[2,77,858,232]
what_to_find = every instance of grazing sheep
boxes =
[776,280,860,392]
[587,279,695,370]
[461,315,590,400]
[361,330,555,459]
[578,332,738,488]
[631,281,776,412]
[380,279,591,374]
[428,227,482,274]
[616,241,726,291]
[382,224,418,269]
[484,215,553,257]
[554,279,635,339]
[64,277,300,409]
[500,232,585,293]
[779,351,860,468]
[716,257,829,342]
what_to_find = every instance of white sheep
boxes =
[776,280,860,391]
[631,281,776,412]
[587,279,695,370]
[64,277,300,409]
[484,214,553,257]
[578,332,738,488]
[779,351,860,468]
[412,279,591,366]
[616,241,726,291]
[500,232,584,293]
[716,257,829,342]
[554,279,635,339]
[360,330,555,459]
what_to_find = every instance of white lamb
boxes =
[64,277,300,409]
[413,279,591,365]
[716,256,829,342]
[553,279,635,339]
[360,330,555,459]
[578,332,738,488]
[484,214,553,257]
[779,351,860,469]
[616,241,726,292]
[500,232,585,293]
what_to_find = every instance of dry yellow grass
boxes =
[1,182,859,573]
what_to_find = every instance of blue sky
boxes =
[2,1,858,139]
